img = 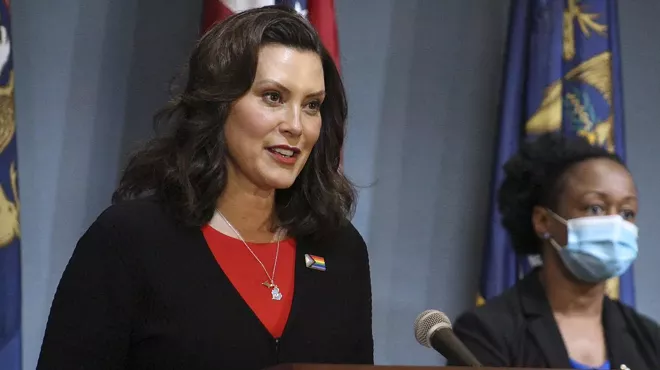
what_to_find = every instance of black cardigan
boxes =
[450,268,660,369]
[37,198,374,370]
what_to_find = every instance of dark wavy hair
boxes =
[112,5,356,239]
[497,132,624,255]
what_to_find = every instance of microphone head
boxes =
[414,309,452,348]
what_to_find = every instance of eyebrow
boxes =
[254,79,325,98]
[582,191,638,201]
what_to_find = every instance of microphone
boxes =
[414,309,482,367]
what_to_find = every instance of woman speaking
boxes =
[37,5,373,370]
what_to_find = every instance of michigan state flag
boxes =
[478,0,633,306]
[0,0,21,368]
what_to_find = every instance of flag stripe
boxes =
[306,0,340,70]
[201,0,236,34]
[223,0,275,13]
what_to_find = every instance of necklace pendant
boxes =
[262,281,282,301]
[271,285,282,301]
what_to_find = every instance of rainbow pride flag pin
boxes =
[304,254,326,271]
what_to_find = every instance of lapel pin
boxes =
[304,254,326,271]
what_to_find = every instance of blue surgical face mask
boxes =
[546,210,639,283]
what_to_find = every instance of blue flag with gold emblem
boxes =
[478,0,633,307]
[0,0,21,368]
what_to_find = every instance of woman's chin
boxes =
[252,172,296,190]
[268,178,297,190]
[256,166,302,190]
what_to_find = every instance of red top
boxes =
[202,225,295,338]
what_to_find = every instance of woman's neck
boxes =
[541,259,605,318]
[215,174,277,242]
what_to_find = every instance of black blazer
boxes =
[37,197,374,370]
[451,269,660,369]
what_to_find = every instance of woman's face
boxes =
[535,158,638,246]
[224,44,325,191]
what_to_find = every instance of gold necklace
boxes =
[216,210,283,301]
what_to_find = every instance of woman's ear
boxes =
[532,206,551,240]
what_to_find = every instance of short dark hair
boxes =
[497,132,624,255]
[112,5,355,239]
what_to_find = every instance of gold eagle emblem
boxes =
[525,52,614,151]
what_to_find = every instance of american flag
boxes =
[201,0,340,70]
